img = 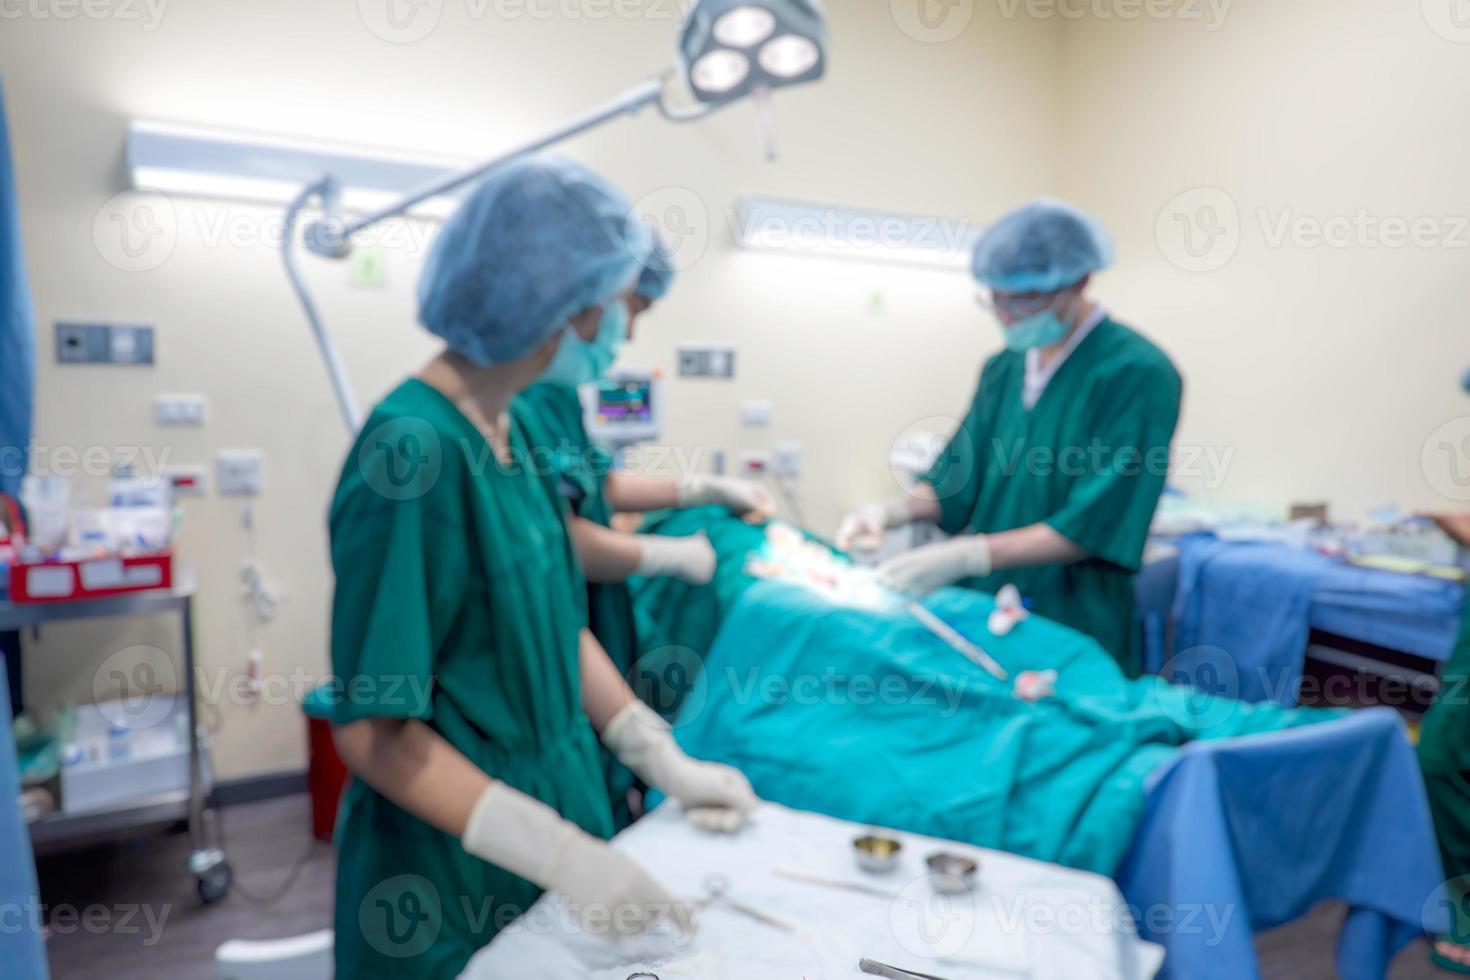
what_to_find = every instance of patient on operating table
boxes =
[629,507,1334,875]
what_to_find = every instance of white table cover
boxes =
[464,802,1164,979]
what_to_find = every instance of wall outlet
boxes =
[56,322,155,365]
[155,394,207,426]
[740,400,772,427]
[217,450,263,496]
[165,466,208,496]
[738,450,771,476]
[677,345,737,379]
[773,441,802,478]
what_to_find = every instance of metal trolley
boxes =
[1,566,232,902]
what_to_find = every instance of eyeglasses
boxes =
[974,290,1058,320]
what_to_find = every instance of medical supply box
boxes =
[9,551,174,603]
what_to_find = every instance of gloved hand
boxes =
[835,498,913,552]
[602,700,759,833]
[878,535,992,596]
[462,781,694,937]
[634,533,716,585]
[677,476,776,520]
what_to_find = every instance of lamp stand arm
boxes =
[283,178,364,432]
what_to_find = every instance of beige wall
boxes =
[2,2,1064,778]
[1056,0,1470,516]
[20,0,1458,782]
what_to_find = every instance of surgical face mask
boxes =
[1001,309,1070,352]
[539,300,629,388]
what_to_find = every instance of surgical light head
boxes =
[971,199,1115,296]
[416,155,651,367]
[679,0,828,105]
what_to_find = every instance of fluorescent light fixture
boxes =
[126,120,471,218]
[732,197,983,270]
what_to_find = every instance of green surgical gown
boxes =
[1419,590,1470,940]
[313,379,613,979]
[514,381,641,829]
[923,317,1182,676]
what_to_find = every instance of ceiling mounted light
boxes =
[713,5,777,47]
[680,0,828,105]
[690,49,752,96]
[758,34,821,79]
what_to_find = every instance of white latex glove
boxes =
[635,533,716,585]
[835,498,913,553]
[462,782,694,937]
[677,476,776,519]
[878,535,992,596]
[602,700,759,833]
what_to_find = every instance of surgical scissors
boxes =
[695,873,796,933]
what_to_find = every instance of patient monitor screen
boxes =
[595,378,654,426]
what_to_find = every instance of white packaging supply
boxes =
[59,695,191,814]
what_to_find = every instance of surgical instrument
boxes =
[695,873,796,933]
[905,601,1008,681]
[858,958,952,980]
[774,867,896,899]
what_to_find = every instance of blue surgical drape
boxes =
[0,75,46,980]
[0,75,35,499]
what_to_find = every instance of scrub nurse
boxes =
[838,200,1182,674]
[515,231,774,827]
[311,156,758,979]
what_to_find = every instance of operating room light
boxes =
[758,34,820,78]
[275,0,830,433]
[713,6,777,47]
[691,50,752,96]
[679,0,828,106]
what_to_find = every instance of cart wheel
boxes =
[197,861,233,904]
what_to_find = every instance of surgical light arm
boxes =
[282,0,828,434]
[283,74,772,434]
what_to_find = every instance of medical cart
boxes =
[0,565,233,903]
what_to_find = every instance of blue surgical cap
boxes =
[635,230,676,301]
[971,199,1114,294]
[417,156,651,366]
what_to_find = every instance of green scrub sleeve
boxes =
[1044,362,1181,573]
[319,483,469,725]
[924,370,991,536]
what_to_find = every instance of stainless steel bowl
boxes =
[925,851,979,893]
[853,834,903,873]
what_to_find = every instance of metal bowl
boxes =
[853,834,903,873]
[925,851,979,893]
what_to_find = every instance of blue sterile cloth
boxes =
[1135,546,1181,677]
[1310,560,1462,661]
[1171,537,1323,704]
[0,76,35,500]
[1116,708,1446,980]
[1170,537,1464,703]
[636,512,1445,979]
[666,575,1328,877]
[0,656,46,979]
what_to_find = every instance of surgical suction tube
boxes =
[284,73,734,434]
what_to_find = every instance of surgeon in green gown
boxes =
[838,200,1181,675]
[307,157,757,979]
[1419,512,1470,971]
[514,233,774,828]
